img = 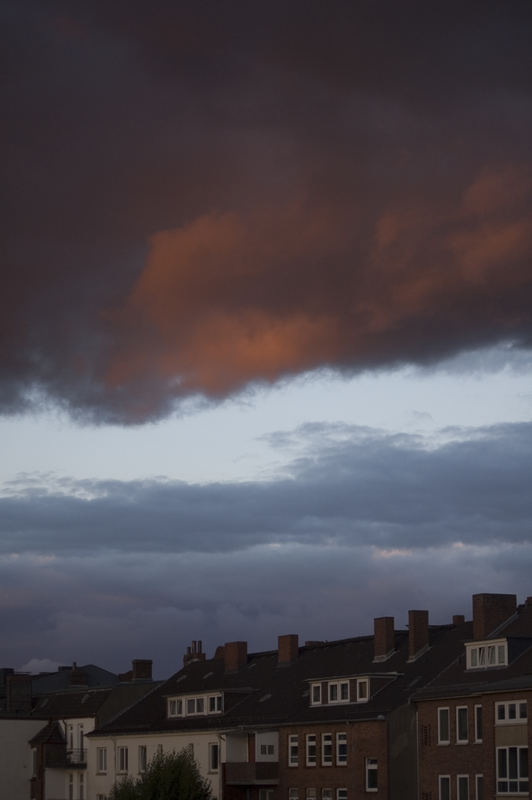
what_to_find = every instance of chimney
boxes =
[132,659,152,681]
[6,674,33,714]
[224,641,247,672]
[453,615,465,626]
[408,610,429,661]
[69,663,88,687]
[183,640,206,666]
[278,634,299,666]
[373,617,395,661]
[473,593,517,640]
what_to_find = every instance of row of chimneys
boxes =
[188,593,522,672]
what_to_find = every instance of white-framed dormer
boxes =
[167,692,223,718]
[465,638,507,670]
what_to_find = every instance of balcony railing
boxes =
[66,748,87,765]
[224,762,278,785]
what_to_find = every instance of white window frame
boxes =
[306,734,317,767]
[474,705,482,743]
[496,745,529,794]
[336,790,347,800]
[438,707,450,745]
[475,774,483,800]
[117,746,128,773]
[311,683,322,705]
[439,775,451,800]
[357,678,369,703]
[167,697,183,717]
[457,774,469,800]
[208,694,223,713]
[96,746,107,773]
[365,758,378,792]
[306,790,317,800]
[466,639,507,669]
[322,733,333,766]
[322,790,333,800]
[138,744,147,773]
[456,706,468,744]
[495,699,527,724]
[208,742,219,772]
[288,734,298,767]
[289,790,298,800]
[328,682,339,703]
[336,732,347,766]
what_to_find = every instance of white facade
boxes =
[87,730,224,800]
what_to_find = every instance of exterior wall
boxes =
[0,719,44,800]
[418,689,532,800]
[44,768,69,800]
[278,721,388,800]
[87,730,223,800]
[387,704,417,800]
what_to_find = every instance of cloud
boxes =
[1,419,531,674]
[2,2,532,422]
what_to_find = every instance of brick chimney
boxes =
[6,674,33,714]
[183,640,207,666]
[132,659,152,680]
[408,610,429,661]
[453,614,465,626]
[473,593,517,640]
[278,634,299,666]
[373,617,395,661]
[69,663,88,687]
[224,641,247,672]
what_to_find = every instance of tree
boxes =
[109,749,213,800]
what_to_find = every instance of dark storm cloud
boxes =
[2,419,532,673]
[2,1,532,422]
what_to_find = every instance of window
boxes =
[439,776,450,800]
[322,791,333,800]
[438,708,450,744]
[357,678,369,702]
[322,733,333,766]
[336,733,347,766]
[306,735,317,766]
[260,791,274,800]
[456,707,468,743]
[474,705,482,743]
[138,745,147,773]
[366,758,378,792]
[311,684,322,705]
[117,746,128,773]
[288,735,299,766]
[457,775,468,800]
[79,773,85,800]
[289,790,298,800]
[209,695,223,713]
[96,747,107,773]
[260,743,275,756]
[466,639,507,669]
[209,743,219,772]
[496,700,527,724]
[68,774,74,800]
[497,746,528,793]
[328,681,350,703]
[340,681,349,701]
[168,698,183,717]
[31,748,37,777]
[306,790,317,800]
[329,683,338,703]
[475,775,484,800]
[337,790,347,800]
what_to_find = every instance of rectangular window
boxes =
[496,700,527,724]
[96,747,107,773]
[475,775,483,800]
[289,790,298,800]
[79,773,85,800]
[340,681,349,701]
[117,746,128,773]
[456,706,468,743]
[336,790,347,800]
[306,790,317,800]
[366,758,378,792]
[322,790,333,800]
[457,775,468,800]
[138,745,147,773]
[336,733,347,766]
[187,698,196,714]
[329,683,338,703]
[260,744,274,755]
[168,698,182,717]
[208,695,223,713]
[357,678,369,702]
[209,743,219,772]
[306,735,317,766]
[439,776,450,800]
[288,735,299,767]
[438,708,450,744]
[497,746,528,793]
[311,684,322,705]
[474,705,482,743]
[68,774,74,800]
[259,791,274,800]
[322,733,333,766]
[466,640,507,669]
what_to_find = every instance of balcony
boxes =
[66,748,87,766]
[224,762,278,785]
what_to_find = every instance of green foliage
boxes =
[109,749,213,800]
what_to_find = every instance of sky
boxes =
[2,0,532,678]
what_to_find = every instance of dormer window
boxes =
[357,678,369,702]
[167,693,223,718]
[311,684,322,705]
[466,639,507,670]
